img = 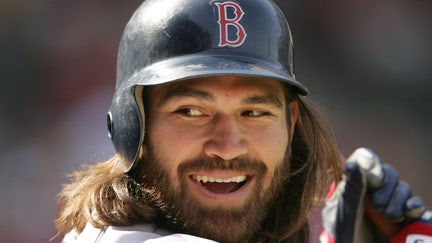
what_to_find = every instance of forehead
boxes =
[148,76,287,103]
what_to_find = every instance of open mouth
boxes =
[191,175,248,194]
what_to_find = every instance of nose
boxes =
[203,114,247,160]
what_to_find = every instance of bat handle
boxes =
[346,147,384,189]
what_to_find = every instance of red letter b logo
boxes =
[215,2,247,47]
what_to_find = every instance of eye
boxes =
[176,107,205,117]
[242,110,270,117]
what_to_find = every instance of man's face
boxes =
[142,76,297,242]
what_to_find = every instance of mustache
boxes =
[177,157,267,175]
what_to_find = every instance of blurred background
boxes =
[0,0,431,242]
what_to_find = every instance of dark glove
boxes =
[320,148,432,243]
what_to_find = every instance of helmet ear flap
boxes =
[107,86,144,172]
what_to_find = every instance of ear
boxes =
[288,99,299,140]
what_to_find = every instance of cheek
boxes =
[147,122,201,176]
[250,124,289,162]
[248,125,289,190]
[146,125,177,174]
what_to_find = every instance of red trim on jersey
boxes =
[391,221,432,243]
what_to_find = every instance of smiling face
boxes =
[140,76,298,242]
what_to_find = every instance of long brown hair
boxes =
[55,95,342,242]
[257,97,343,242]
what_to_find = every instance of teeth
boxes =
[194,175,246,183]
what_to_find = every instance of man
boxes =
[56,0,432,242]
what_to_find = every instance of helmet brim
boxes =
[123,54,309,96]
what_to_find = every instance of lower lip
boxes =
[187,176,255,203]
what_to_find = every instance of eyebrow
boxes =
[158,86,284,109]
[158,87,215,106]
[244,95,283,108]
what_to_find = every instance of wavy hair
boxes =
[55,94,342,242]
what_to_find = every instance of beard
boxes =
[137,144,291,243]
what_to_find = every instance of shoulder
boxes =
[62,223,167,243]
[62,223,216,243]
[145,234,217,242]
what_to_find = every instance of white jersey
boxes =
[62,223,217,243]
